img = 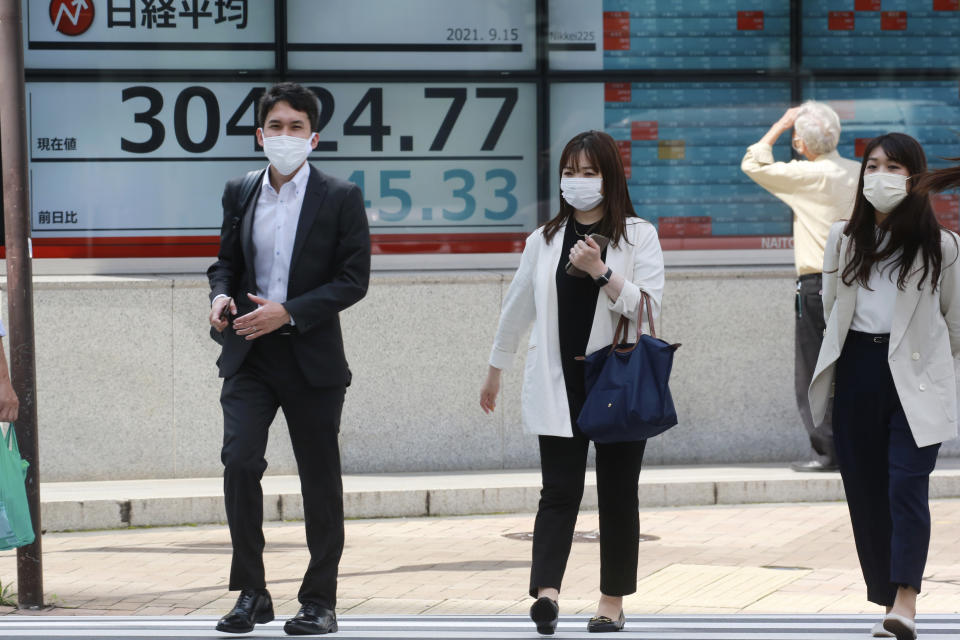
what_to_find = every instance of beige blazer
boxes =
[809,221,960,447]
[489,218,665,437]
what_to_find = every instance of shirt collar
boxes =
[261,161,311,194]
[812,149,842,163]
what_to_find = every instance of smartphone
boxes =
[218,297,233,321]
[565,233,610,277]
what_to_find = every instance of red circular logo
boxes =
[49,0,95,36]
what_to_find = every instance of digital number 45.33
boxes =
[348,168,518,222]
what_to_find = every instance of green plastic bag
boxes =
[0,423,35,550]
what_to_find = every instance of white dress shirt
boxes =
[252,162,310,308]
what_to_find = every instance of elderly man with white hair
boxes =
[742,101,861,473]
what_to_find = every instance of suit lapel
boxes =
[241,179,260,287]
[290,164,328,272]
[889,252,925,353]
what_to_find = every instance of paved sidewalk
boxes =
[2,499,959,618]
[36,461,960,531]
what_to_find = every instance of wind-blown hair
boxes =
[542,130,637,246]
[794,101,842,156]
[913,159,960,195]
[841,133,946,291]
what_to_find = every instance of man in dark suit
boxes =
[207,82,370,635]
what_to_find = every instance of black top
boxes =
[555,220,607,417]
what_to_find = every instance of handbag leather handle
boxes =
[609,291,657,355]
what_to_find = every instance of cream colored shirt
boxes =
[741,143,861,276]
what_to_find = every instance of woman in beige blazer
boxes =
[808,133,960,640]
[480,130,664,635]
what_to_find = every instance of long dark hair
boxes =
[913,158,960,195]
[841,133,944,291]
[542,130,637,246]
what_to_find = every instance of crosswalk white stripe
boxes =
[0,615,958,639]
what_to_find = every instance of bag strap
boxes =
[3,422,17,454]
[609,291,657,355]
[238,168,265,213]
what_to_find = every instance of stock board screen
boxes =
[551,82,794,250]
[549,0,790,70]
[802,0,960,69]
[804,79,960,230]
[26,81,538,257]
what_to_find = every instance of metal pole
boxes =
[0,0,43,609]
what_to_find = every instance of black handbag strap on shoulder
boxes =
[228,168,265,231]
[238,168,265,211]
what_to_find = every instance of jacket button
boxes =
[912,353,920,360]
[919,384,926,391]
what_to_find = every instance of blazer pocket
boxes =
[927,360,956,383]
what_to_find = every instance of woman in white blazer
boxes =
[480,131,664,635]
[808,134,960,640]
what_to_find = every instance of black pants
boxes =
[833,331,941,606]
[530,390,647,598]
[220,333,346,609]
[796,274,836,464]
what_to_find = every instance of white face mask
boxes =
[862,172,909,213]
[560,177,604,211]
[260,131,315,176]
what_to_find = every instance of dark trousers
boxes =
[833,331,941,606]
[530,390,647,598]
[796,274,836,463]
[220,333,346,609]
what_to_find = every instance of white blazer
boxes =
[809,221,960,447]
[489,218,665,437]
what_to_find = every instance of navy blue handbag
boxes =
[577,293,680,443]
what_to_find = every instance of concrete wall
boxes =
[5,269,958,482]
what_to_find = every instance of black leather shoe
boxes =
[790,459,839,472]
[216,588,274,633]
[588,610,625,632]
[529,596,559,635]
[284,602,338,635]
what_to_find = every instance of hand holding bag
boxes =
[0,423,36,550]
[577,293,681,443]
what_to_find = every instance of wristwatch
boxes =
[593,266,613,286]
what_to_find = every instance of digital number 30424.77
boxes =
[120,85,520,154]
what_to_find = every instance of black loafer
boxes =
[529,596,559,635]
[216,588,274,633]
[588,609,625,633]
[284,602,338,635]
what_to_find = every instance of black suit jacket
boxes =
[207,164,371,387]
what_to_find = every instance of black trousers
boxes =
[833,331,941,606]
[796,274,837,464]
[529,391,647,598]
[220,333,346,609]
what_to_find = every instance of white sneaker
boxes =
[883,613,917,640]
[872,620,895,637]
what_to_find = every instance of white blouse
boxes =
[850,232,899,334]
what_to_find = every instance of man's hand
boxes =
[209,296,237,333]
[232,293,291,340]
[760,106,803,146]
[774,106,802,132]
[0,380,18,422]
